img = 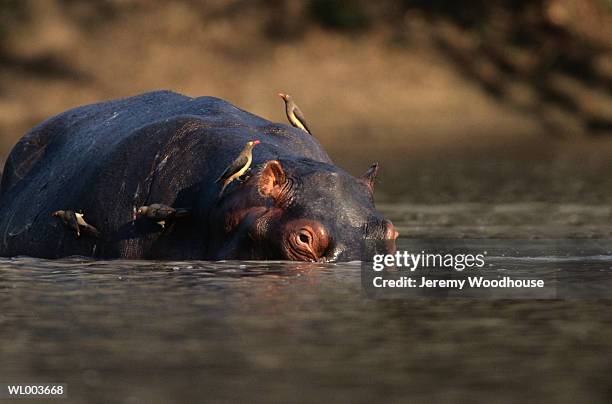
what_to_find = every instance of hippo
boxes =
[0,91,397,261]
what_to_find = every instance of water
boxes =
[2,203,612,403]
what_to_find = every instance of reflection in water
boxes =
[2,205,612,402]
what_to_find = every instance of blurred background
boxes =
[0,0,611,203]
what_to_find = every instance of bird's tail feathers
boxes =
[218,183,228,198]
[174,208,190,218]
[82,225,100,238]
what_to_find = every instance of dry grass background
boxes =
[0,0,611,201]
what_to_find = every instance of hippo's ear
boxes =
[258,160,287,202]
[359,162,379,194]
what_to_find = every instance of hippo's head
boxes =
[217,158,398,262]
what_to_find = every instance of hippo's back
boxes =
[0,91,274,196]
[0,91,331,258]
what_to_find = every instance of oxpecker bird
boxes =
[216,140,260,197]
[278,93,312,135]
[52,210,100,238]
[136,204,190,229]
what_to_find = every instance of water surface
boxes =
[2,203,612,403]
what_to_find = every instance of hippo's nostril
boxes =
[383,219,398,241]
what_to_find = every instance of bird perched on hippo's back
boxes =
[278,93,312,135]
[135,204,190,230]
[51,210,100,238]
[216,139,260,197]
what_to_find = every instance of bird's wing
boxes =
[216,154,248,183]
[65,211,80,232]
[75,212,87,226]
[293,106,312,135]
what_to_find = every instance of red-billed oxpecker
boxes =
[135,204,190,229]
[51,210,100,238]
[216,140,261,197]
[278,93,312,135]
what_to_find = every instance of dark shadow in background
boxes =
[410,0,612,136]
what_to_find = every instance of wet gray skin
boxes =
[0,91,396,260]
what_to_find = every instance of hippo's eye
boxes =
[289,228,317,261]
[298,231,311,245]
[283,221,330,262]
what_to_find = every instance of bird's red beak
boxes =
[277,93,286,99]
[253,140,261,145]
